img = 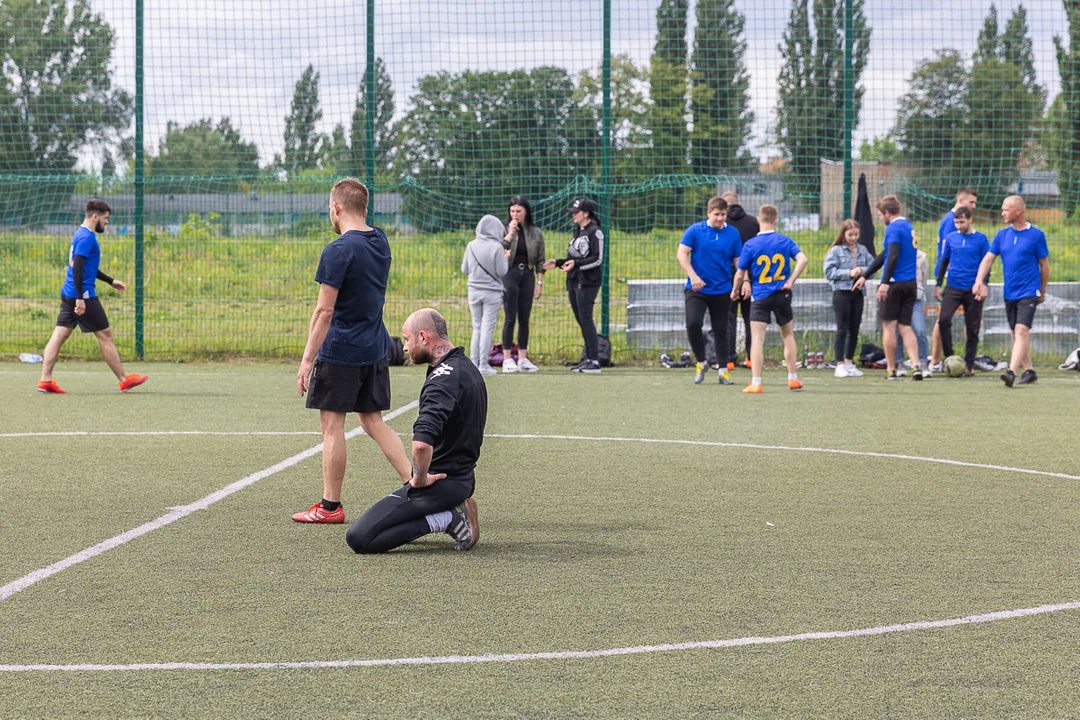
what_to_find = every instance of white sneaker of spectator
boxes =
[503,358,519,373]
[834,363,849,378]
[517,357,539,373]
[845,362,864,377]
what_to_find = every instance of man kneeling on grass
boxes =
[347,309,486,553]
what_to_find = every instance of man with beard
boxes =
[36,199,148,394]
[346,308,485,553]
[294,178,411,524]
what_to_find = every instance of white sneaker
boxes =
[929,362,943,374]
[478,364,497,376]
[834,364,849,378]
[517,357,539,373]
[845,363,864,377]
[503,358,519,373]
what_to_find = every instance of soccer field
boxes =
[2,362,1079,718]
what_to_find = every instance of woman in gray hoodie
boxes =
[462,214,509,376]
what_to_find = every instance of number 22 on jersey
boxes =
[755,253,787,283]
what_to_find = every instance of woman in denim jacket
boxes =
[823,219,875,377]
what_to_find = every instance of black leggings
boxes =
[568,281,600,362]
[346,478,474,554]
[502,265,536,350]
[685,290,730,364]
[938,286,984,369]
[832,290,864,361]
[727,296,751,363]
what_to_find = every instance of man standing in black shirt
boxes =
[721,192,759,369]
[346,309,487,553]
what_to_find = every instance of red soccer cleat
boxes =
[788,379,804,391]
[292,502,345,524]
[119,373,149,392]
[37,380,67,394]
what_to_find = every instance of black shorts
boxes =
[749,290,794,326]
[56,296,110,333]
[879,280,918,325]
[305,358,391,414]
[1005,297,1039,329]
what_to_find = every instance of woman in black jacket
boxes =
[543,197,605,374]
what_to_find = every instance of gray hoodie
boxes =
[461,215,509,293]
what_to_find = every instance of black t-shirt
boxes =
[513,227,530,266]
[412,347,488,482]
[313,227,392,367]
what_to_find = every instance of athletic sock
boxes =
[751,376,762,385]
[320,499,341,512]
[788,373,798,381]
[426,510,453,534]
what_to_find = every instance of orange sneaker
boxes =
[119,373,149,392]
[743,383,763,394]
[726,362,735,372]
[292,502,345,524]
[37,379,67,394]
[788,379,803,390]
[739,359,751,369]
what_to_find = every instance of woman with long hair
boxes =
[500,196,545,373]
[823,219,875,377]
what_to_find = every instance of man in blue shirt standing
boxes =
[872,195,924,380]
[929,188,977,371]
[974,195,1050,387]
[295,178,411,523]
[36,199,148,394]
[676,196,740,385]
[934,206,989,376]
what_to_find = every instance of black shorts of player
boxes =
[1005,296,1039,329]
[749,289,794,326]
[879,279,918,325]
[56,296,110,333]
[305,358,391,414]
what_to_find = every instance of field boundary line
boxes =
[0,399,419,603]
[2,431,323,438]
[1,599,1077,673]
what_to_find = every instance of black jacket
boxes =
[555,221,605,287]
[726,204,760,243]
[412,346,488,482]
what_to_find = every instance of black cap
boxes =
[566,198,596,215]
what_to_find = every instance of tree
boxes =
[857,136,899,163]
[282,65,327,176]
[1053,0,1080,216]
[0,0,132,221]
[148,118,259,194]
[690,0,753,176]
[348,57,396,180]
[973,5,1000,66]
[999,6,1047,112]
[775,0,871,209]
[649,0,689,223]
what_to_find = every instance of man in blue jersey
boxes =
[730,205,808,394]
[677,196,739,385]
[36,199,148,394]
[929,188,978,371]
[295,178,412,523]
[871,195,924,380]
[974,196,1050,387]
[934,206,989,376]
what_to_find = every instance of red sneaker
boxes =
[119,373,149,392]
[726,362,735,372]
[292,502,345,524]
[739,359,751,369]
[37,380,67,394]
[788,379,803,391]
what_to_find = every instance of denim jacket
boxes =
[823,243,876,292]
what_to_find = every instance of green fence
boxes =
[2,0,1077,362]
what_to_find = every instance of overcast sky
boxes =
[84,0,1067,170]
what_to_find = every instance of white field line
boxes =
[1,599,1077,673]
[0,400,419,603]
[1,431,322,438]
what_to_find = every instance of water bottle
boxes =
[19,353,43,363]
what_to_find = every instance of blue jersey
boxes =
[936,210,956,276]
[989,224,1049,301]
[314,227,393,367]
[882,218,918,283]
[939,230,989,291]
[680,221,742,295]
[737,231,802,301]
[60,226,101,299]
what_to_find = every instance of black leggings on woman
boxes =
[568,280,600,361]
[502,265,535,349]
[832,290,864,362]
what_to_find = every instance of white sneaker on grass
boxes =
[845,363,864,377]
[834,363,849,378]
[503,358,519,373]
[478,364,497,376]
[517,357,539,372]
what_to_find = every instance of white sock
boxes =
[425,510,453,534]
[752,376,762,385]
[788,373,798,380]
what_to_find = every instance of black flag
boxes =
[853,173,876,256]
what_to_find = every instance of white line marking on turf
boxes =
[1,431,323,438]
[0,400,419,603]
[1,599,1077,673]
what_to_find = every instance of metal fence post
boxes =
[600,0,612,337]
[365,0,376,201]
[134,0,145,359]
[842,0,854,220]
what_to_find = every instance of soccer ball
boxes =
[944,355,966,378]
